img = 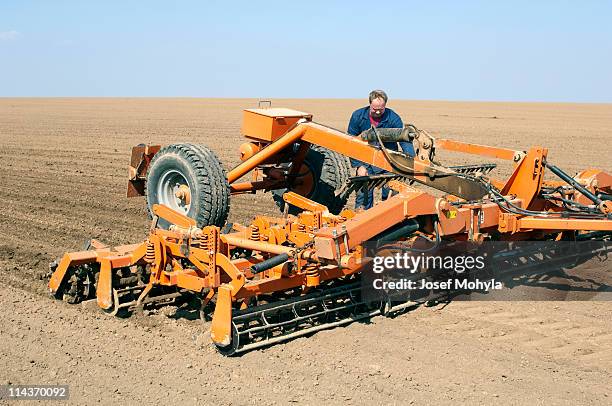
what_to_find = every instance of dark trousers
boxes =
[354,166,397,210]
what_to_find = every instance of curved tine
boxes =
[348,289,362,305]
[108,289,121,317]
[291,302,300,319]
[260,310,270,327]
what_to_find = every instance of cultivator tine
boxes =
[448,163,497,176]
[336,174,412,201]
[335,163,496,201]
[108,285,144,316]
[107,285,184,316]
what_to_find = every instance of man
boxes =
[347,89,415,210]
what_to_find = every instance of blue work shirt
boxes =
[347,106,415,169]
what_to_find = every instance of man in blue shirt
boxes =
[347,90,415,209]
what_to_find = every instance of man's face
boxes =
[369,97,386,119]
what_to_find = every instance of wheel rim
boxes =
[290,162,316,197]
[157,169,192,214]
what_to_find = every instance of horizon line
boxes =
[0,96,611,105]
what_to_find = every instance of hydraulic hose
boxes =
[250,253,290,274]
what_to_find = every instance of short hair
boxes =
[369,89,388,104]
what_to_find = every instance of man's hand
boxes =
[356,166,368,176]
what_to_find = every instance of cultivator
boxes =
[49,107,612,354]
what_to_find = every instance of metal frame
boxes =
[56,107,612,353]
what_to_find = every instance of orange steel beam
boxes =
[517,217,612,231]
[226,121,400,186]
[436,198,524,236]
[234,259,364,300]
[227,124,307,183]
[436,139,520,161]
[283,191,328,213]
[314,191,437,259]
[226,121,497,201]
[300,123,478,196]
[152,204,196,228]
[221,234,295,255]
[230,179,285,194]
[301,122,398,173]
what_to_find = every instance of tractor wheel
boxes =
[146,143,230,229]
[272,145,351,215]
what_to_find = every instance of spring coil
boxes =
[305,267,319,277]
[305,266,320,287]
[250,225,260,240]
[190,237,200,248]
[145,241,155,263]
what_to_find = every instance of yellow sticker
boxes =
[446,210,457,219]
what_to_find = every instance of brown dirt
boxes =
[0,98,611,404]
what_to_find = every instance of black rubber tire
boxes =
[273,145,351,215]
[146,143,230,229]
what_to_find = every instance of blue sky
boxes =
[0,0,611,101]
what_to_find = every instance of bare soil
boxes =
[0,98,610,405]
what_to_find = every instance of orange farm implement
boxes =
[48,107,612,354]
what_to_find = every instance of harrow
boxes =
[48,107,611,354]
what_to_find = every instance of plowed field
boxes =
[0,98,610,405]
